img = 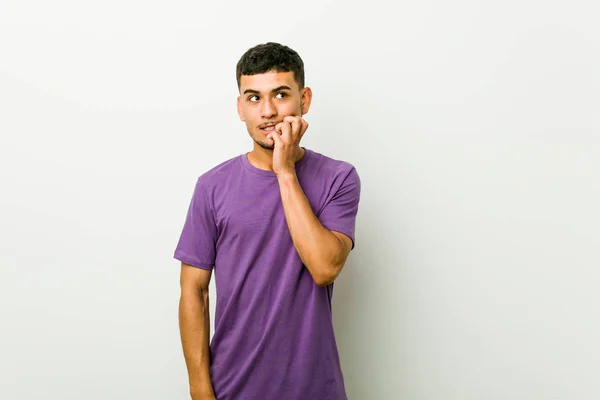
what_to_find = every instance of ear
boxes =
[300,87,313,115]
[237,96,245,121]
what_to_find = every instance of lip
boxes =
[259,124,278,134]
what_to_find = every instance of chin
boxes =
[248,129,274,150]
[259,143,275,151]
[255,139,274,151]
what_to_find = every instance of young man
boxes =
[174,42,361,400]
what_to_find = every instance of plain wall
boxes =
[1,0,598,398]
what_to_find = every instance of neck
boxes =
[247,145,305,171]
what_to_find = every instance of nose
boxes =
[260,98,277,119]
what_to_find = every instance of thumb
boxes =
[270,129,283,146]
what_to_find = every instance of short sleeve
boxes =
[173,178,217,270]
[318,166,361,249]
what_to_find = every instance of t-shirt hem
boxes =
[324,226,355,250]
[174,251,214,270]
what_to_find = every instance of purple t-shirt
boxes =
[173,147,361,400]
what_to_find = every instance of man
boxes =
[174,42,361,400]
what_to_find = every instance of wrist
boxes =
[276,169,298,183]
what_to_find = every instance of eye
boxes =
[276,92,288,99]
[248,95,259,102]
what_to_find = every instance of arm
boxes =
[277,171,353,286]
[179,263,216,400]
[268,116,357,287]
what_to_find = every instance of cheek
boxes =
[280,101,302,116]
[239,108,255,124]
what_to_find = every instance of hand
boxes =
[266,115,308,176]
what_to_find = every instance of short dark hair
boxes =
[236,42,305,90]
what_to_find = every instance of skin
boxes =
[236,70,353,284]
[179,264,214,400]
[236,70,311,172]
[179,69,354,400]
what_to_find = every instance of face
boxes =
[237,71,312,150]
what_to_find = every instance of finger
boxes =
[283,116,302,138]
[270,128,283,146]
[299,118,309,138]
[265,133,275,146]
[276,122,292,142]
[275,122,284,135]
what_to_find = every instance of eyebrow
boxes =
[243,85,292,95]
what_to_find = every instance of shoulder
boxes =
[194,153,243,189]
[305,148,360,182]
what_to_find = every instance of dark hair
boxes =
[236,42,305,90]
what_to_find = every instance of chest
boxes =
[212,173,327,239]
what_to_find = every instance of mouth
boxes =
[259,123,278,134]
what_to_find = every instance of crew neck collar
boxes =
[241,147,312,177]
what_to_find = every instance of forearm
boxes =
[277,172,345,285]
[179,289,215,399]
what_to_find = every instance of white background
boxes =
[1,0,599,399]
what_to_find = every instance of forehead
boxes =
[239,71,298,93]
